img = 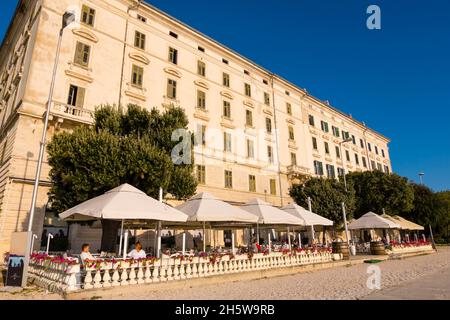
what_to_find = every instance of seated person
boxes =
[128,242,146,259]
[80,243,95,262]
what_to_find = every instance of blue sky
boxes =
[1,0,449,191]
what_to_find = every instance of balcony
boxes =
[49,101,94,125]
[287,165,310,180]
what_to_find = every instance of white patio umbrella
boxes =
[281,203,333,247]
[348,212,400,230]
[175,192,259,252]
[59,184,188,257]
[281,203,333,226]
[241,199,304,250]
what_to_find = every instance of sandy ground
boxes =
[1,247,449,300]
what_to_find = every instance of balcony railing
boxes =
[50,102,94,124]
[287,165,310,178]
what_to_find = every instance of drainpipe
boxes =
[270,74,283,206]
[118,0,142,110]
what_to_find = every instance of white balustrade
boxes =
[28,251,335,293]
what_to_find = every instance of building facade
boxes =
[0,0,392,256]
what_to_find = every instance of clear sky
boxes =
[1,0,449,191]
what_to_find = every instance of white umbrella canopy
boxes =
[280,203,334,226]
[176,192,259,223]
[59,184,188,222]
[349,212,400,230]
[240,199,304,225]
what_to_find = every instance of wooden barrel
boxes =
[370,241,386,255]
[332,242,350,260]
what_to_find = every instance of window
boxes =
[326,164,336,178]
[263,79,269,85]
[371,160,376,170]
[195,125,206,146]
[368,143,372,152]
[197,60,206,76]
[134,31,146,50]
[285,91,290,96]
[224,170,233,188]
[360,139,364,148]
[169,31,178,38]
[345,150,350,162]
[246,109,253,127]
[223,101,231,118]
[74,42,91,67]
[167,79,177,99]
[249,175,256,192]
[247,139,254,159]
[362,157,367,168]
[137,14,147,23]
[81,5,96,26]
[382,149,385,158]
[377,163,382,171]
[269,179,277,195]
[335,146,341,159]
[198,46,205,52]
[355,154,360,165]
[223,73,230,87]
[197,90,206,109]
[384,165,390,174]
[314,160,324,176]
[286,102,292,115]
[288,126,295,141]
[131,65,144,87]
[290,153,297,166]
[67,85,85,108]
[352,135,356,145]
[312,137,318,150]
[342,131,350,140]
[321,121,329,133]
[196,165,206,184]
[224,132,232,152]
[332,126,340,138]
[375,146,379,155]
[266,118,272,134]
[168,47,178,64]
[244,83,251,97]
[264,92,270,106]
[244,70,250,75]
[337,167,345,177]
[267,146,274,163]
[324,142,330,154]
[309,115,315,127]
[222,58,229,64]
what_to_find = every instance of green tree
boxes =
[347,171,414,218]
[289,177,356,226]
[47,104,197,251]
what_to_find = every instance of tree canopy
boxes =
[289,177,355,226]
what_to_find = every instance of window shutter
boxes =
[74,42,83,65]
[76,87,85,108]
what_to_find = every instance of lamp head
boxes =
[62,11,76,29]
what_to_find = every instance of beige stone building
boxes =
[0,0,391,256]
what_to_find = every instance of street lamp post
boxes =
[22,11,75,287]
[339,138,353,245]
[419,172,425,185]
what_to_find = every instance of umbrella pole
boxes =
[256,223,260,244]
[202,221,206,252]
[231,231,235,255]
[118,219,124,256]
[268,232,272,253]
[157,221,162,258]
[123,230,128,259]
[182,232,186,255]
[153,223,157,256]
[287,226,291,251]
[298,230,302,249]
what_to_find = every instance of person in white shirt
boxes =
[128,242,146,259]
[80,244,95,262]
